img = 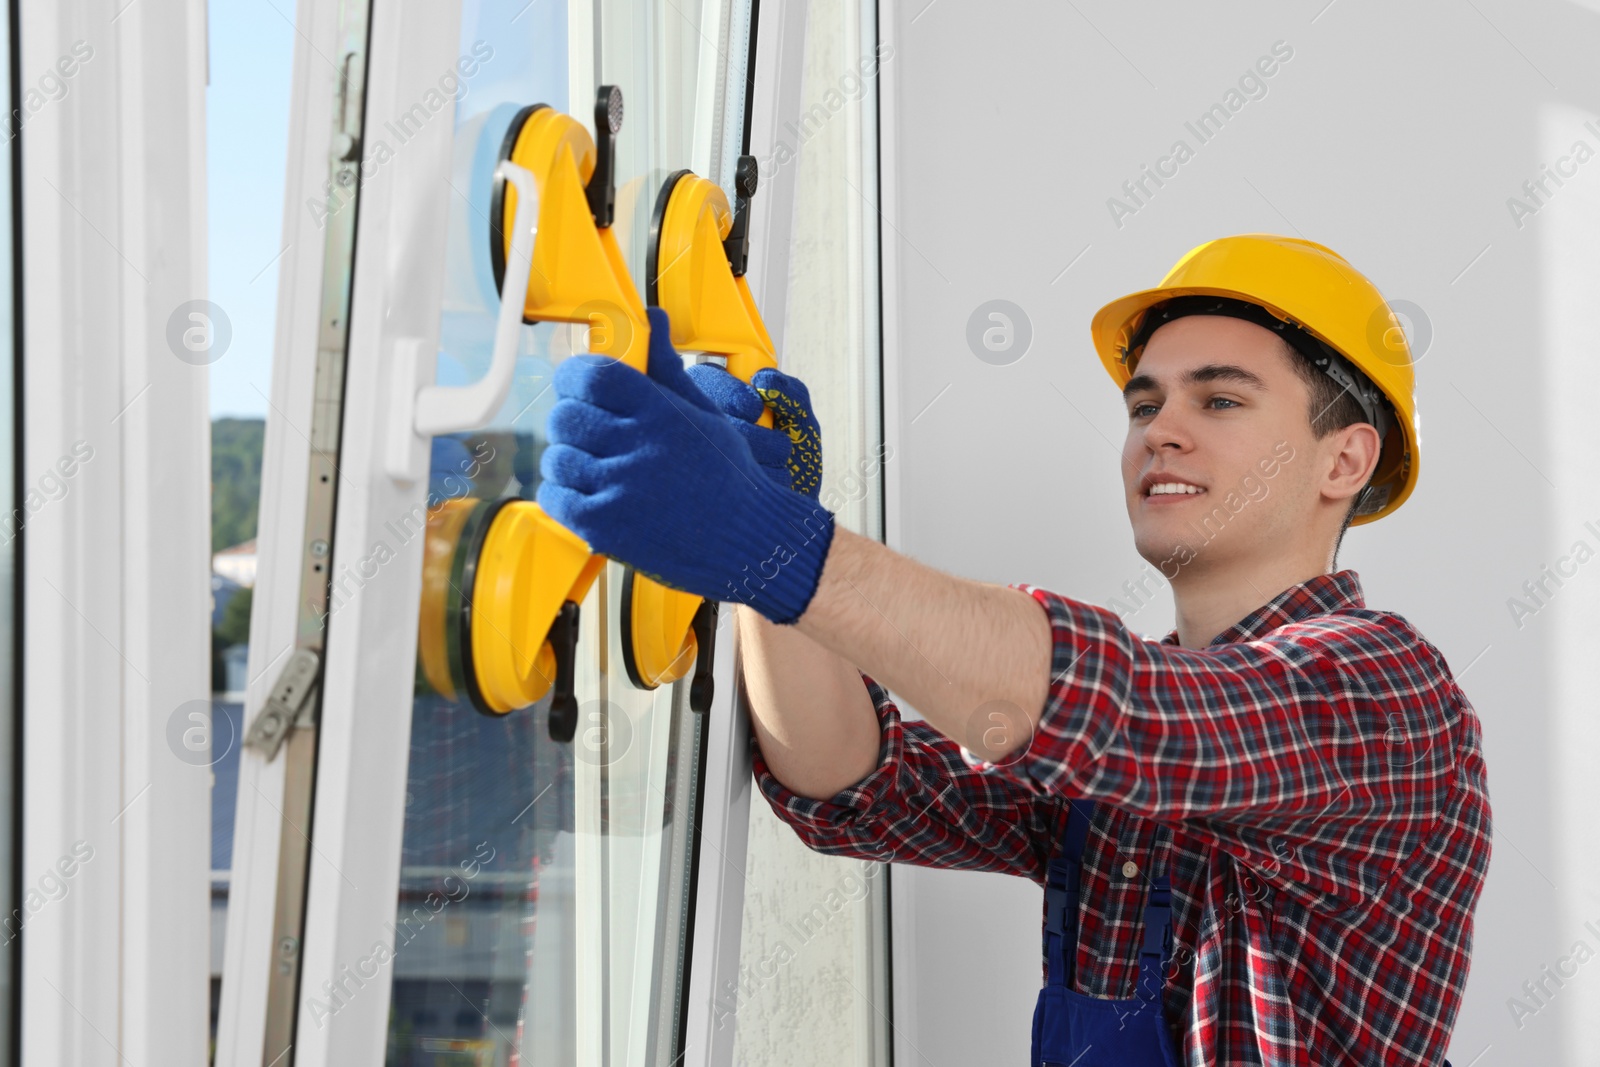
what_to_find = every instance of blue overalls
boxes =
[1031,799,1181,1067]
[1030,800,1459,1067]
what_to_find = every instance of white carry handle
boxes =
[386,159,540,483]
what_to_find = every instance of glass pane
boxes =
[731,0,892,1063]
[383,0,746,1063]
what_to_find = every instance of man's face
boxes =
[1119,313,1318,575]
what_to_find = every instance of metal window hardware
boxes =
[243,649,321,761]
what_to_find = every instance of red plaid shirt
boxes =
[751,569,1492,1065]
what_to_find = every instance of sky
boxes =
[207,0,295,418]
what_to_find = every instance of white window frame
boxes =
[211,0,390,1058]
[18,0,210,1064]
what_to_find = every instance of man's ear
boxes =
[1322,422,1383,505]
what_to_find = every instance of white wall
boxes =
[880,1,1595,1063]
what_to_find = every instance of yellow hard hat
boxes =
[1089,233,1418,525]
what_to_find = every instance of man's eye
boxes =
[1130,397,1239,417]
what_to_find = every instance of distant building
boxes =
[220,644,250,700]
[213,538,257,587]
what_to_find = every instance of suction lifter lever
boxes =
[547,600,582,742]
[587,85,622,228]
[688,601,717,713]
[723,155,757,277]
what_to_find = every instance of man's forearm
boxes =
[792,525,1052,763]
[736,606,883,800]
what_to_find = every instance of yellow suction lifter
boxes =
[620,155,777,711]
[418,104,779,733]
[418,86,646,743]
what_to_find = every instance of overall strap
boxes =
[1142,877,1173,962]
[1042,799,1095,988]
[1043,800,1175,991]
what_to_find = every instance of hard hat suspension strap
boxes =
[1121,295,1394,443]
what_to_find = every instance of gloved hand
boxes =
[683,362,792,490]
[685,363,824,501]
[537,307,836,624]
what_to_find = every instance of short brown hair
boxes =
[1275,335,1373,563]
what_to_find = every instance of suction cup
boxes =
[453,496,517,717]
[619,567,700,691]
[646,169,694,306]
[489,103,551,300]
[418,496,479,701]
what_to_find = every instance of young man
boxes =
[536,233,1492,1065]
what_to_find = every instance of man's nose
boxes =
[1141,403,1192,451]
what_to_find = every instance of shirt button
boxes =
[1122,861,1139,878]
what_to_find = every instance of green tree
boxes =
[216,587,253,647]
[212,417,265,552]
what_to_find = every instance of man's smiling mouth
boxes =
[1142,478,1208,503]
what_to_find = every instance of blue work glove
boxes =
[429,434,477,502]
[685,363,824,501]
[683,363,792,490]
[537,308,836,624]
[756,368,824,501]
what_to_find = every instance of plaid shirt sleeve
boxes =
[753,580,1462,906]
[960,583,1462,902]
[750,671,1065,887]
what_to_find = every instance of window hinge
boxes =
[243,648,322,761]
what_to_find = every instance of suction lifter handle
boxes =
[587,85,624,228]
[723,154,758,277]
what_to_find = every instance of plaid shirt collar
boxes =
[1159,568,1367,648]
